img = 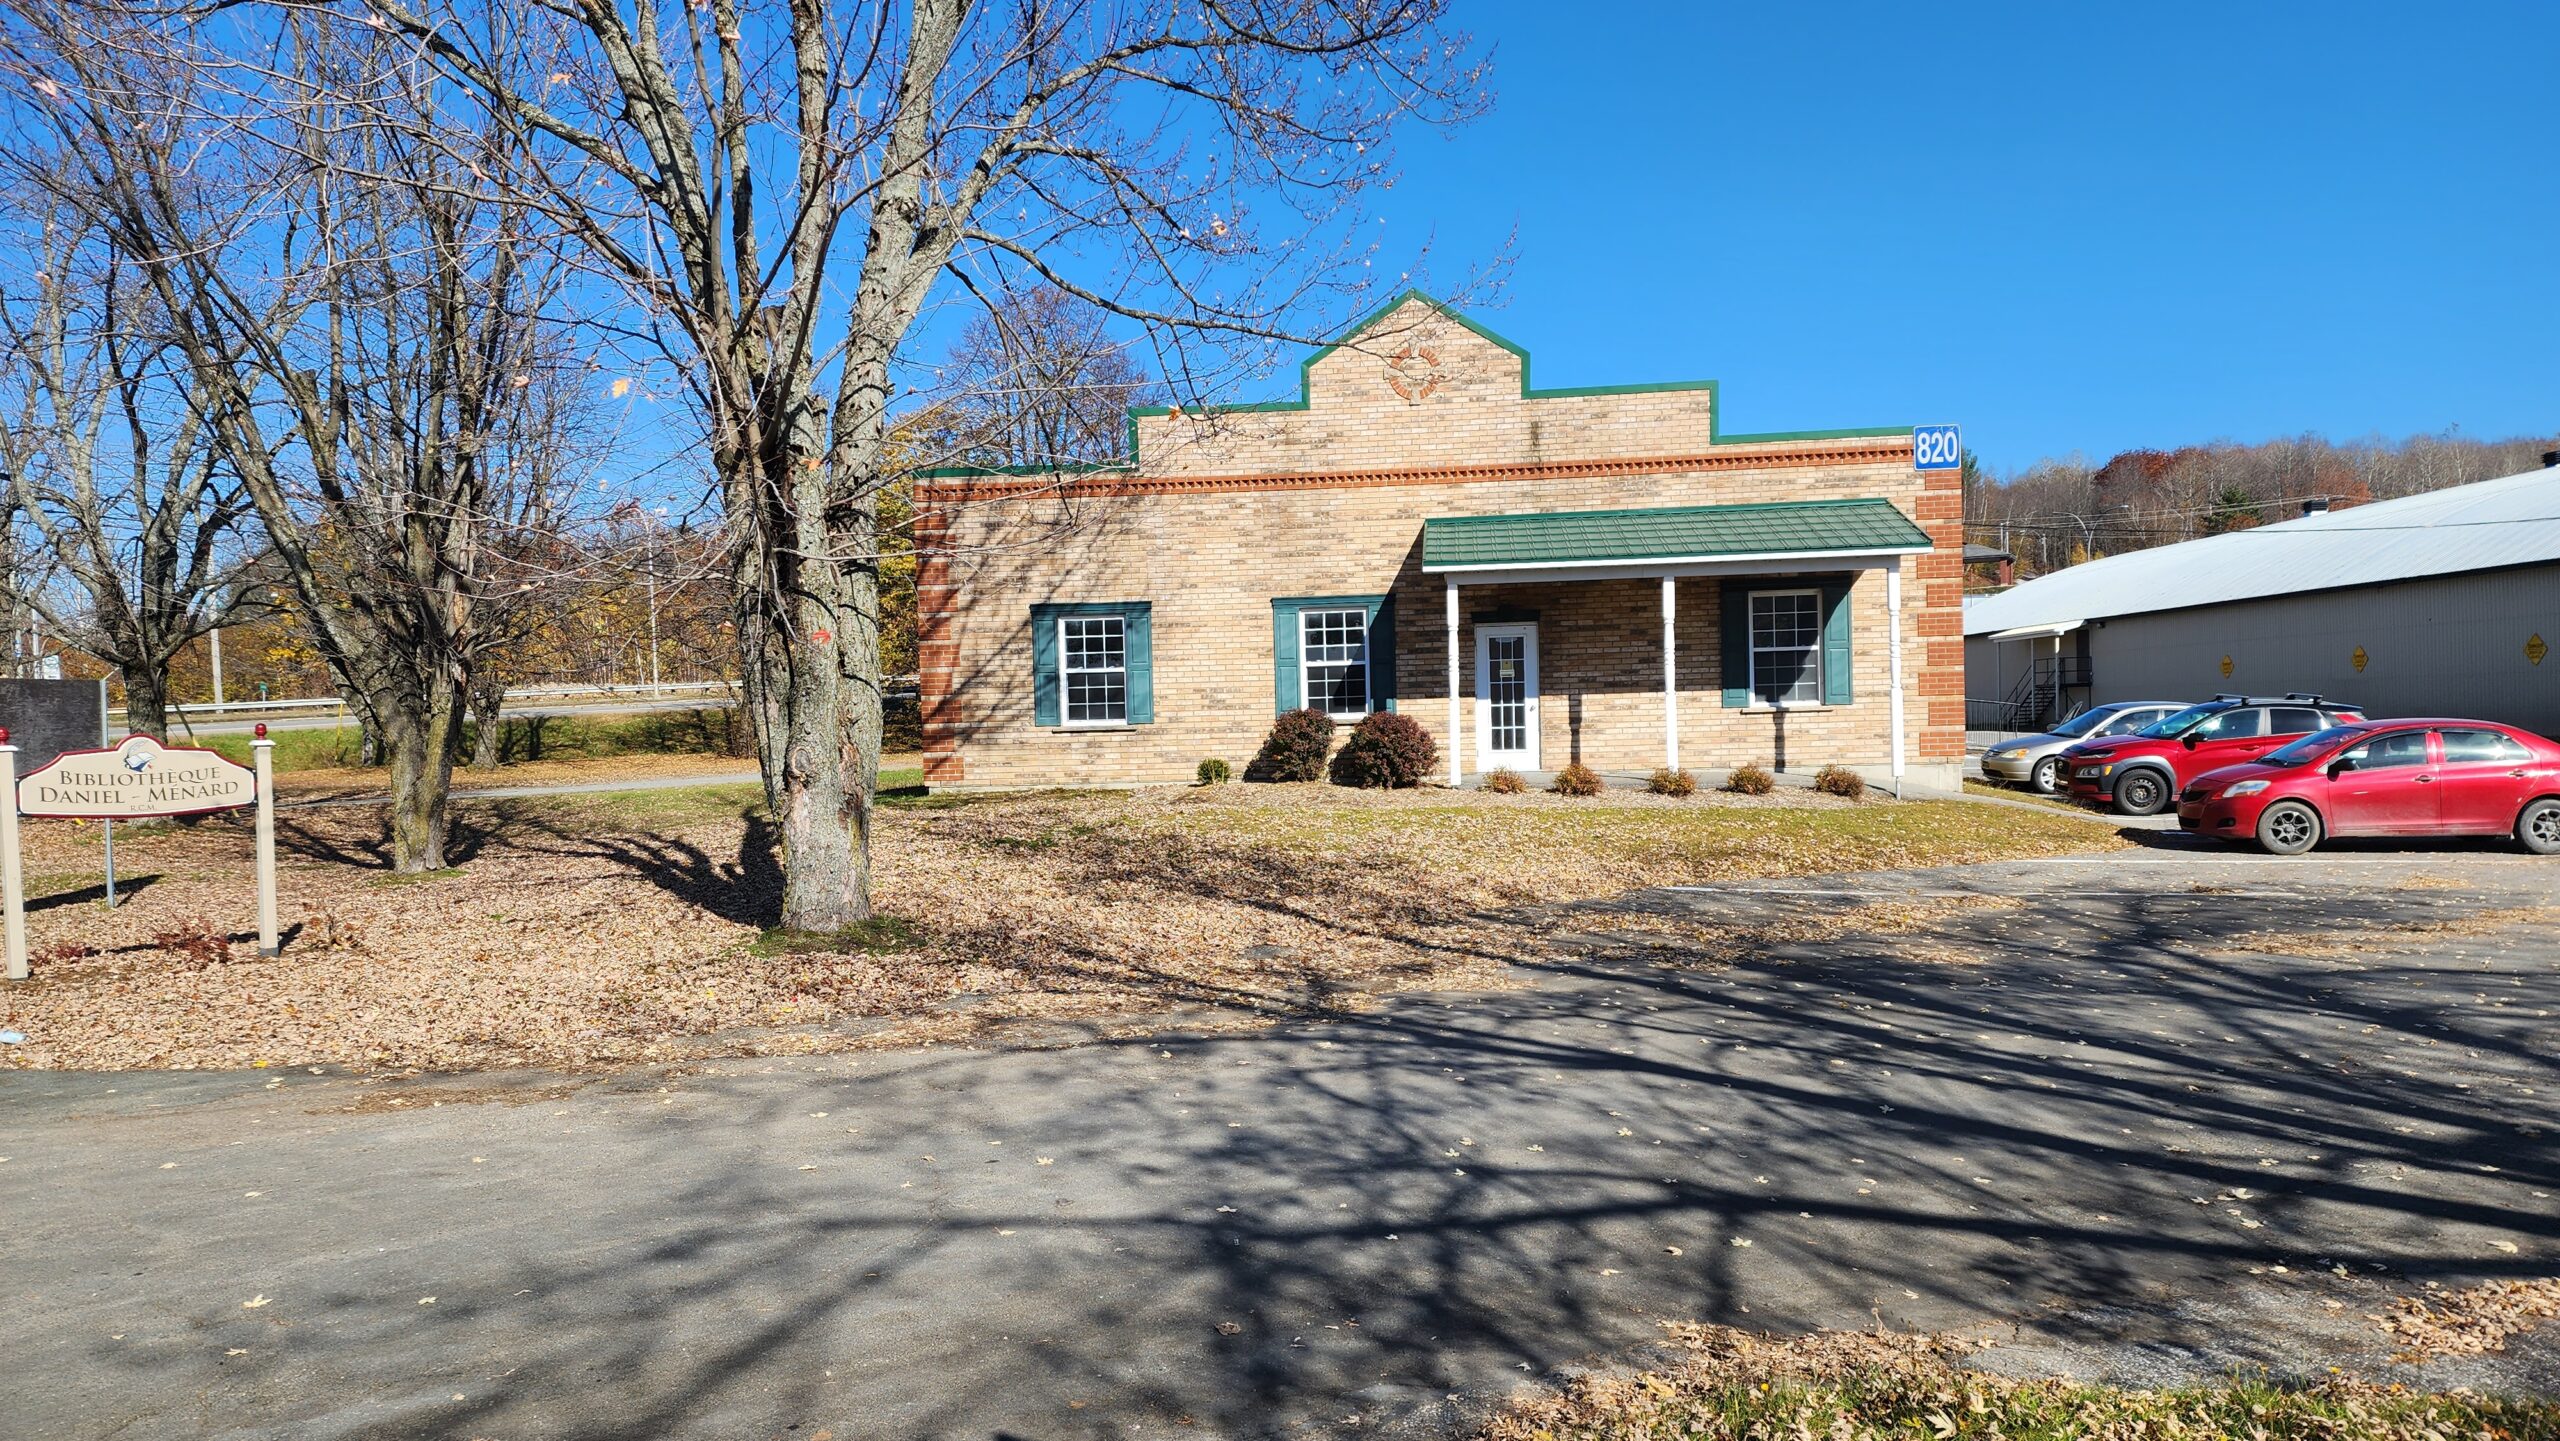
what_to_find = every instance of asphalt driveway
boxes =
[5,839,2557,1439]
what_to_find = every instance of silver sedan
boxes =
[1979,700,2187,794]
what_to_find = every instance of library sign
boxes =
[19,735,256,817]
[1,728,280,980]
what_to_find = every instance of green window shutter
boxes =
[1033,601,1151,727]
[1820,581,1854,705]
[1031,611,1061,726]
[1366,596,1397,712]
[1123,603,1155,725]
[1720,586,1751,708]
[1271,601,1302,713]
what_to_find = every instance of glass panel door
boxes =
[1474,624,1540,771]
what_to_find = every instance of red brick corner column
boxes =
[1913,459,1967,763]
[912,501,964,784]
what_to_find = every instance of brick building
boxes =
[915,294,1965,791]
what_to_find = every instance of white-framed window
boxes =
[1059,613,1128,726]
[1300,606,1371,719]
[1748,590,1823,707]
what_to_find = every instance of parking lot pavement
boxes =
[2,846,2555,1439]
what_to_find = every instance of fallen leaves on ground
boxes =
[2372,1277,2560,1361]
[0,783,2119,1072]
[1482,1318,2560,1440]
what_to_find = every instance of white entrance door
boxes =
[1474,624,1541,772]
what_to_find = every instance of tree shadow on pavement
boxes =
[56,860,2554,1439]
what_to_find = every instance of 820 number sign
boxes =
[1913,424,1962,471]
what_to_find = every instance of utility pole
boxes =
[646,543,662,696]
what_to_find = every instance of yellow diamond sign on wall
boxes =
[2531,633,2549,666]
[2351,645,2369,673]
[2219,654,2234,678]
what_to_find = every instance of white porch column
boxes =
[1660,574,1679,771]
[1886,562,1908,798]
[1444,578,1463,787]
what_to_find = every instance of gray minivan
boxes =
[1979,700,2187,794]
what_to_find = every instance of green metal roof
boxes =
[1421,497,1932,571]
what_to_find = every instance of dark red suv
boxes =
[2060,694,2366,816]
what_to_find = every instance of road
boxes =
[165,694,734,739]
[5,842,2556,1438]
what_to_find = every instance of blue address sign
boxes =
[1912,424,1962,471]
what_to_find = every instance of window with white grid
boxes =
[1059,614,1127,725]
[1748,590,1823,707]
[1300,608,1371,720]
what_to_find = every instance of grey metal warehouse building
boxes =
[1964,460,2560,738]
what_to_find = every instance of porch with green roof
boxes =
[1417,496,1933,790]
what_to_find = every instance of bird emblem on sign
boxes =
[1382,344,1444,403]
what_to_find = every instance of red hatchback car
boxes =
[2063,694,2365,816]
[2178,720,2560,855]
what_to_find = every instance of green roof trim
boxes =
[1421,497,1932,571]
[916,291,1912,478]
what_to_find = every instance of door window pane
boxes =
[2270,707,2325,735]
[2342,730,2430,771]
[1300,608,1371,719]
[1486,634,1528,751]
[1059,615,1127,725]
[2191,708,2267,740]
[2437,728,2528,764]
[1748,592,1823,706]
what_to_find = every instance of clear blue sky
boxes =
[1353,1,2560,472]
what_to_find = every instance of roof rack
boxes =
[2210,692,2348,707]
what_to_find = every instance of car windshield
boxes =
[2136,703,2221,739]
[2260,724,2369,767]
[2051,707,2120,739]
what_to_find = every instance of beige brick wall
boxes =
[917,297,1965,788]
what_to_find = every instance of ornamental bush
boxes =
[1550,761,1605,797]
[1245,708,1335,782]
[1646,766,1698,798]
[1724,761,1776,796]
[1196,758,1232,785]
[1483,767,1528,795]
[1328,710,1438,789]
[1813,763,1868,800]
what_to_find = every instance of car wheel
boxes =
[2113,769,2169,816]
[2030,756,2062,795]
[2518,798,2560,856]
[2257,800,2322,856]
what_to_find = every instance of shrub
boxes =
[1813,763,1867,800]
[1195,757,1232,785]
[1483,767,1528,795]
[1245,708,1336,782]
[1327,710,1438,789]
[1646,766,1698,798]
[1550,761,1605,797]
[1724,761,1776,796]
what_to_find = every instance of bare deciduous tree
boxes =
[0,179,258,739]
[312,0,1493,929]
[11,13,598,868]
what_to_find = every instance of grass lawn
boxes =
[1961,777,2099,815]
[1482,1318,2560,1441]
[0,780,2123,1072]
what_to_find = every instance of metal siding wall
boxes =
[2083,564,2560,738]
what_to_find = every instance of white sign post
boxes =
[2,727,276,980]
[1,736,23,982]
[253,730,277,956]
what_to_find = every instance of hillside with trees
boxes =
[1965,430,2560,579]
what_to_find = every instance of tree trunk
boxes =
[122,664,172,743]
[378,688,461,872]
[468,681,505,769]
